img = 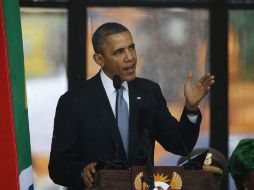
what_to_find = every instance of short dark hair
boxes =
[92,22,130,54]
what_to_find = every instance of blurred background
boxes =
[19,1,254,189]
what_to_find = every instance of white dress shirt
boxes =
[100,70,129,116]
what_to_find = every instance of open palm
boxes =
[184,70,215,109]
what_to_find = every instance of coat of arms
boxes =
[134,171,183,190]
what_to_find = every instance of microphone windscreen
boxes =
[113,75,121,89]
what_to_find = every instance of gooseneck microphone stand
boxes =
[112,75,128,170]
[113,75,121,163]
[141,129,154,190]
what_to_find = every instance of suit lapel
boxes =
[90,73,143,162]
[90,73,121,147]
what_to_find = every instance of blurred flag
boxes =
[0,0,33,189]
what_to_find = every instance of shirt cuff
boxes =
[187,115,198,124]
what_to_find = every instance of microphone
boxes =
[113,75,121,90]
[178,150,208,170]
[137,107,197,171]
[174,128,195,170]
[172,119,201,170]
[111,75,128,169]
[135,108,153,159]
[113,75,121,135]
[174,126,191,156]
[136,108,155,190]
[95,75,128,170]
[113,75,121,162]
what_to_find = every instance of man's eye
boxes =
[129,44,135,50]
[114,49,123,55]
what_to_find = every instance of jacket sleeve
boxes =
[153,83,202,156]
[48,95,86,188]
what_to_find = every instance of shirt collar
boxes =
[100,69,128,97]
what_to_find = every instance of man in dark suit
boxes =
[48,22,215,189]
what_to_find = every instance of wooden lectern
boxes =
[89,166,221,190]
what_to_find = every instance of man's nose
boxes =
[124,50,134,62]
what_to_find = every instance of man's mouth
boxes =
[123,64,135,73]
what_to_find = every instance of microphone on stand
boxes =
[96,75,128,171]
[113,75,121,126]
[112,75,128,169]
[136,108,155,190]
[113,75,121,162]
[171,116,201,170]
[113,75,121,89]
[143,128,154,190]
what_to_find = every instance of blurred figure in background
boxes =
[178,147,227,190]
[228,138,254,190]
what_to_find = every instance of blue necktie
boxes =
[117,86,129,157]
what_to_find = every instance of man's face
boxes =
[97,31,137,82]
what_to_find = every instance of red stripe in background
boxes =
[0,0,20,189]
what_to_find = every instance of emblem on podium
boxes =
[134,171,183,190]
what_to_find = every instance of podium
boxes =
[90,166,221,190]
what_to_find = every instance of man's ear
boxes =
[93,53,104,67]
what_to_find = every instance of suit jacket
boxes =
[48,72,201,189]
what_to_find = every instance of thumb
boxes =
[91,162,97,173]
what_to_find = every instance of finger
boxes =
[84,167,93,188]
[86,166,95,182]
[84,176,92,188]
[187,69,193,80]
[198,74,213,86]
[88,162,97,173]
[203,75,215,88]
[86,162,97,185]
[199,73,211,84]
[85,168,94,187]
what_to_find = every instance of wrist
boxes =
[184,103,200,115]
